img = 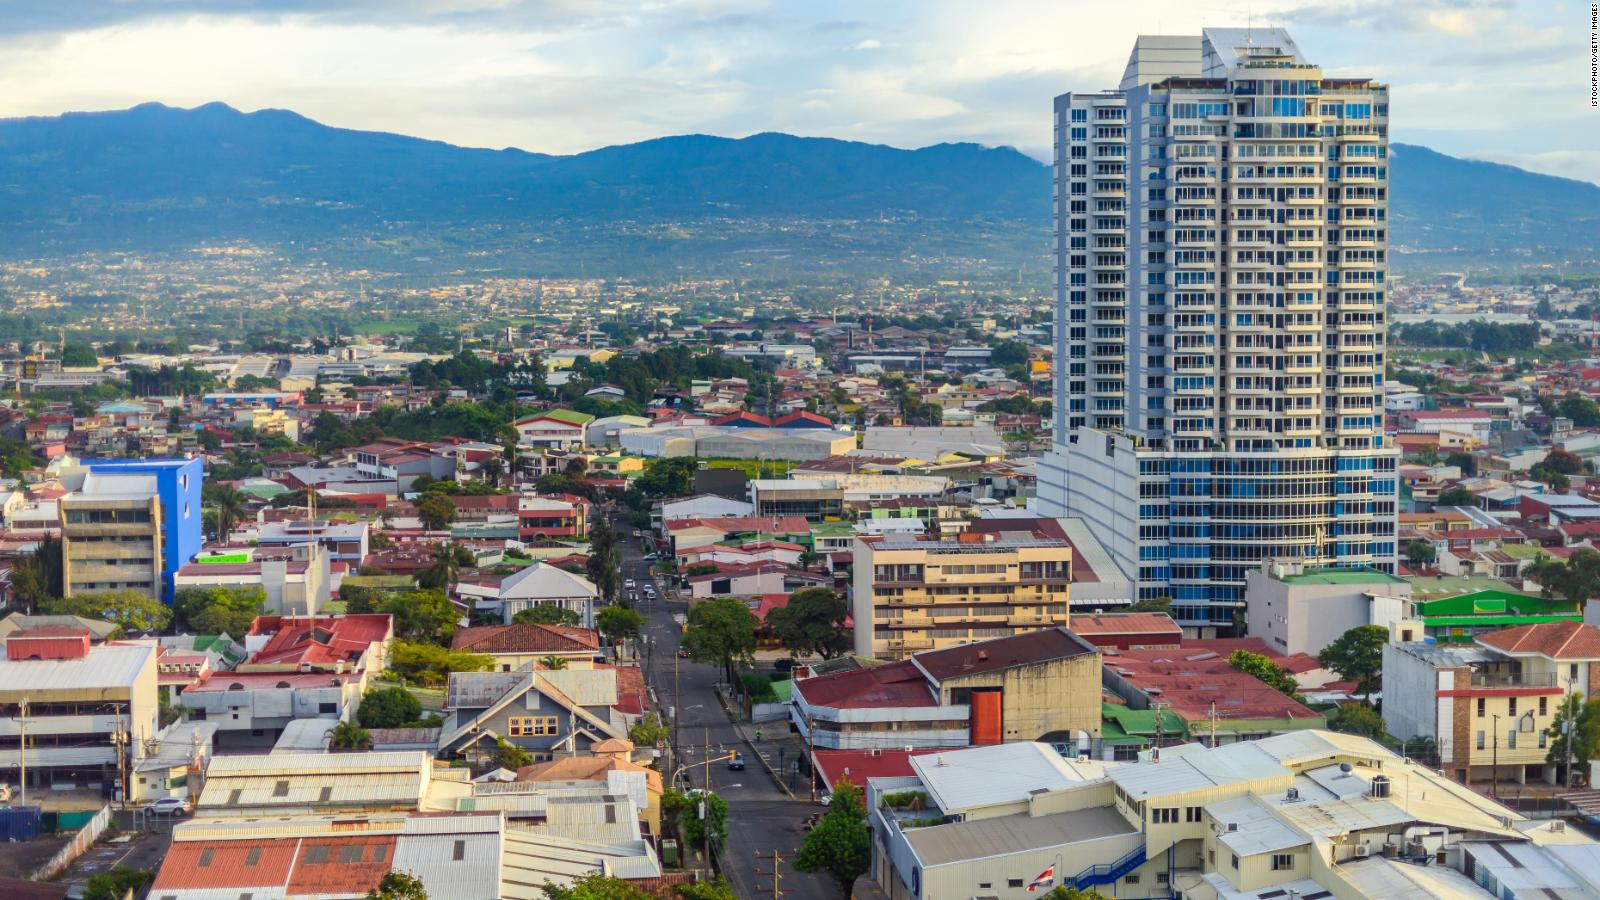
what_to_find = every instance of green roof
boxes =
[1102,702,1187,739]
[526,408,594,426]
[810,522,857,536]
[341,574,416,591]
[770,680,793,703]
[1278,565,1406,586]
[194,551,253,564]
[1415,589,1571,618]
[1409,574,1535,599]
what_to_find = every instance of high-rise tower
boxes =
[1037,29,1399,634]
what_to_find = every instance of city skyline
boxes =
[0,0,1595,184]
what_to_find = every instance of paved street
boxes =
[617,522,837,900]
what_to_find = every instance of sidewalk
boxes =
[717,690,816,801]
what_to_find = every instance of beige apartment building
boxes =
[852,534,1071,660]
[60,475,165,599]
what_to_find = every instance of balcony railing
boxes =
[1470,671,1558,689]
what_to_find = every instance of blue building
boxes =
[62,458,204,603]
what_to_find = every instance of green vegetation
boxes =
[596,605,644,650]
[387,639,492,687]
[1317,625,1388,699]
[765,587,850,659]
[681,597,759,683]
[366,871,430,900]
[1547,693,1600,783]
[795,778,871,898]
[514,606,582,627]
[1325,703,1387,740]
[173,585,265,637]
[1527,549,1600,607]
[81,867,155,900]
[627,713,670,749]
[329,720,373,751]
[43,589,171,634]
[358,686,424,729]
[1227,649,1301,701]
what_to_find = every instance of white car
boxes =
[625,579,637,589]
[144,797,188,816]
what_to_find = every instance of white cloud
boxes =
[0,0,1593,182]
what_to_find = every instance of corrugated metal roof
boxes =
[391,827,503,900]
[903,805,1138,867]
[0,643,153,693]
[912,742,1092,812]
[540,669,619,707]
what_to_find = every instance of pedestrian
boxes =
[755,729,763,742]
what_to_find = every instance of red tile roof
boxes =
[244,614,393,669]
[913,627,1096,683]
[1070,613,1181,637]
[450,623,601,654]
[812,748,945,792]
[793,660,936,709]
[1476,620,1600,659]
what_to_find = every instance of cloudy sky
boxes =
[1,0,1597,182]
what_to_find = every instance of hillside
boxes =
[0,102,1593,277]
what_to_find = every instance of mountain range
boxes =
[0,101,1594,278]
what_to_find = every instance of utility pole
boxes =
[16,697,26,807]
[1492,713,1501,799]
[755,850,784,898]
[1152,699,1164,762]
[672,651,682,778]
[703,728,713,877]
[1210,701,1218,749]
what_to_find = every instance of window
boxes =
[228,789,243,805]
[319,786,333,802]
[1008,879,1024,888]
[1231,854,1239,870]
[340,845,364,864]
[373,845,388,863]
[1476,731,1485,750]
[273,780,290,797]
[453,840,466,861]
[198,848,215,868]
[1125,874,1140,884]
[1509,697,1518,716]
[1272,853,1294,871]
[507,716,560,737]
[1477,698,1486,718]
[1540,696,1548,716]
[245,848,261,866]
[1186,806,1202,822]
[304,846,330,865]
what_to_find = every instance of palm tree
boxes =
[419,541,475,590]
[204,484,249,544]
[539,655,569,670]
[328,721,372,751]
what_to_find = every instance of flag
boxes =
[1026,864,1056,892]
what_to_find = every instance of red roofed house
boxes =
[450,623,601,672]
[241,614,393,674]
[792,628,1101,754]
[1384,620,1600,785]
[1070,613,1183,650]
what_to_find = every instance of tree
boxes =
[989,340,1031,368]
[173,585,265,637]
[1125,595,1173,615]
[387,639,492,687]
[1546,693,1600,783]
[416,493,457,531]
[60,343,99,368]
[634,457,696,498]
[494,737,533,770]
[628,712,670,748]
[766,588,850,659]
[1326,703,1386,739]
[9,535,63,613]
[204,483,249,543]
[596,605,645,653]
[1527,549,1600,607]
[586,520,622,604]
[417,542,475,591]
[44,590,171,634]
[674,879,737,900]
[1445,450,1478,477]
[359,686,423,729]
[329,720,373,751]
[514,605,582,627]
[366,871,429,900]
[1318,625,1388,698]
[1437,485,1478,507]
[795,778,870,898]
[1042,889,1111,900]
[379,589,461,643]
[1405,539,1437,567]
[668,788,728,851]
[681,597,759,683]
[540,872,650,900]
[81,867,154,900]
[1227,650,1300,698]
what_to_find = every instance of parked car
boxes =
[773,658,796,673]
[144,797,188,816]
[677,648,689,658]
[818,792,832,807]
[625,579,637,589]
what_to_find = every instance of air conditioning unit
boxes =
[869,749,882,758]
[1354,846,1371,859]
[1226,822,1239,832]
